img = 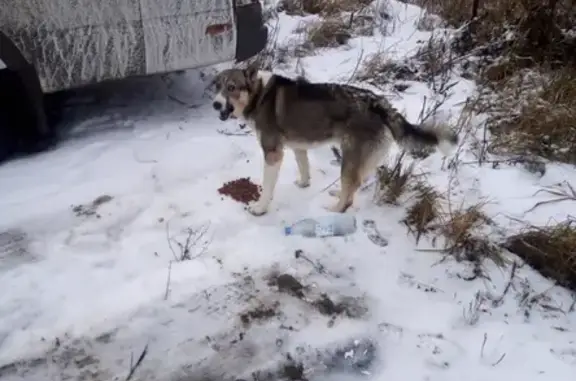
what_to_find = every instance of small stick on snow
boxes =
[491,353,507,367]
[346,46,364,84]
[569,295,576,313]
[489,261,518,307]
[480,333,507,367]
[217,128,252,136]
[125,344,149,381]
[165,222,179,262]
[480,332,488,358]
[294,249,326,275]
[164,261,173,300]
[330,146,342,163]
[523,181,576,214]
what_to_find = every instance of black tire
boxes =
[0,65,55,164]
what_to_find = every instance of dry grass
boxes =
[280,0,373,16]
[303,18,352,48]
[410,0,576,89]
[503,220,576,291]
[406,0,576,164]
[374,152,416,205]
[355,33,455,92]
[411,0,575,61]
[402,183,442,243]
[487,68,576,164]
[354,52,418,85]
[413,34,453,84]
[399,185,504,268]
[433,202,505,266]
[415,12,446,31]
[439,204,489,244]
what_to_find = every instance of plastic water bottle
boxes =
[284,214,357,237]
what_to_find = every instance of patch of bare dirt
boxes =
[71,194,113,218]
[266,272,369,319]
[239,302,280,328]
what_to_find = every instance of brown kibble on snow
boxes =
[218,177,261,204]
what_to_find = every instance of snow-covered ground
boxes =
[1,1,575,380]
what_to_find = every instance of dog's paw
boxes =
[324,200,352,213]
[294,178,310,188]
[324,203,344,213]
[247,202,268,216]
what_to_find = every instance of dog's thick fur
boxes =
[212,67,457,216]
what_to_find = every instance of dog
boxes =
[211,67,457,216]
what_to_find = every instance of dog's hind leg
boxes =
[326,146,362,213]
[293,149,311,188]
[329,137,390,198]
[248,146,284,216]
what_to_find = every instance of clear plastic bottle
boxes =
[284,214,357,237]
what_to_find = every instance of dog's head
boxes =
[211,67,263,121]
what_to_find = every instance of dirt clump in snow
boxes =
[239,301,280,327]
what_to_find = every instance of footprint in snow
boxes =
[362,220,388,247]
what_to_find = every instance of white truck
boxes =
[0,0,268,162]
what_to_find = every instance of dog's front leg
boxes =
[248,146,284,216]
[293,149,310,188]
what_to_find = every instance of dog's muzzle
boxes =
[213,100,234,121]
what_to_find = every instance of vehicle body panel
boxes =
[0,0,238,93]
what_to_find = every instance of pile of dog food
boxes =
[218,177,261,204]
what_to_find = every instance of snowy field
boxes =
[1,1,575,380]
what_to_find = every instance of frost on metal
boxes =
[0,0,237,93]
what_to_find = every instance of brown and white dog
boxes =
[212,67,457,216]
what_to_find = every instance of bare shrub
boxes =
[166,222,211,262]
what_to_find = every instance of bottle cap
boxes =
[284,226,292,235]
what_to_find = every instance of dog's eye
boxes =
[227,84,236,92]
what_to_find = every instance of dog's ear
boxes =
[244,62,259,80]
[209,72,223,89]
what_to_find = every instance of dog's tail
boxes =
[369,99,458,155]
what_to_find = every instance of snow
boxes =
[1,1,575,380]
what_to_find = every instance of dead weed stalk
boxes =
[524,181,576,214]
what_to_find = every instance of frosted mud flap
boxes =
[234,0,268,62]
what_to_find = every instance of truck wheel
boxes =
[0,64,55,164]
